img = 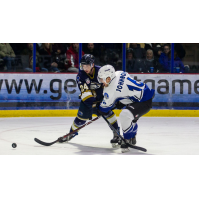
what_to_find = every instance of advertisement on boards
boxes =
[0,73,199,110]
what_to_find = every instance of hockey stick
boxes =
[34,116,101,146]
[100,114,147,152]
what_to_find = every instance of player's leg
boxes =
[119,109,137,152]
[58,101,92,143]
[93,108,121,148]
[120,98,152,152]
[104,110,121,148]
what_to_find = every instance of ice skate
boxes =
[121,137,136,153]
[110,128,122,148]
[110,136,122,148]
[58,129,78,143]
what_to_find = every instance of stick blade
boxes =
[128,144,147,152]
[34,138,58,146]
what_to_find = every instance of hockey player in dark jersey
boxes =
[59,54,121,147]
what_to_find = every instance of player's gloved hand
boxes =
[97,109,108,116]
[95,101,100,109]
[115,101,125,109]
[95,100,108,116]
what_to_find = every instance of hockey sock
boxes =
[105,111,119,131]
[120,109,138,139]
[123,123,138,139]
[70,117,86,133]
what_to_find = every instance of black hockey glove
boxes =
[115,101,125,109]
[94,102,107,116]
[97,109,108,116]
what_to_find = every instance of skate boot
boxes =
[121,137,136,153]
[58,128,78,143]
[110,136,122,148]
[110,128,122,148]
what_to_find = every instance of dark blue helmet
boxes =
[80,54,95,70]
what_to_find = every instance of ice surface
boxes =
[0,117,198,155]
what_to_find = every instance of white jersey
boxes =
[99,71,155,113]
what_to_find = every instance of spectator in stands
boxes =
[52,43,66,56]
[154,44,163,59]
[145,43,163,59]
[129,43,146,59]
[159,47,186,73]
[62,43,71,52]
[95,43,122,67]
[21,43,48,72]
[39,43,60,72]
[51,43,66,71]
[102,50,121,70]
[84,43,99,57]
[171,51,186,73]
[163,43,171,55]
[134,49,162,73]
[65,43,84,72]
[0,43,16,71]
[159,44,171,72]
[126,48,135,72]
[84,43,101,65]
[6,44,25,71]
[159,43,186,59]
[100,43,122,70]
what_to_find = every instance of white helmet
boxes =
[98,65,116,83]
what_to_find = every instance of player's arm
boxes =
[99,94,116,114]
[77,76,96,107]
[79,83,96,106]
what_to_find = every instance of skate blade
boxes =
[121,148,130,153]
[111,143,120,149]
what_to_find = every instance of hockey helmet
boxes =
[80,54,95,70]
[98,65,116,83]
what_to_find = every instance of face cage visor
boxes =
[80,63,93,70]
[97,75,108,84]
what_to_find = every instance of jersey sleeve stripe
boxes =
[81,90,93,101]
[82,95,94,102]
[99,105,113,113]
[111,119,117,125]
[107,113,115,120]
[77,115,89,121]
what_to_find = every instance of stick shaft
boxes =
[34,116,101,146]
[101,114,147,152]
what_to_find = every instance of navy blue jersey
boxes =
[76,65,104,106]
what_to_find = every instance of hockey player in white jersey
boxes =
[97,65,155,153]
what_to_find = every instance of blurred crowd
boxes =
[0,43,199,73]
[126,43,198,73]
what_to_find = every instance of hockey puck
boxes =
[12,143,17,148]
